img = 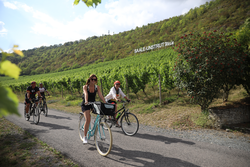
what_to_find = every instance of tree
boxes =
[0,45,23,117]
[236,18,250,95]
[73,0,101,7]
[173,30,248,111]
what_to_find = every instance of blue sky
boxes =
[0,0,212,52]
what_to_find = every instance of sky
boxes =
[0,0,212,52]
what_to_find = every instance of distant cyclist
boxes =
[25,81,42,120]
[105,81,131,126]
[39,83,50,100]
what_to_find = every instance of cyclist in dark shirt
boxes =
[25,81,42,119]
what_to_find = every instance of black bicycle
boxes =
[38,96,48,116]
[24,98,40,124]
[104,100,139,136]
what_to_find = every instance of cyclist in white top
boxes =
[105,81,131,126]
[39,83,50,100]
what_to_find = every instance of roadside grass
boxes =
[0,117,79,167]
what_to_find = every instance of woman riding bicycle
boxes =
[105,81,131,126]
[81,74,106,144]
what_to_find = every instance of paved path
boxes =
[6,103,250,167]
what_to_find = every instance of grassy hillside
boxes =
[1,0,250,75]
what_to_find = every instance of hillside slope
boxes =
[2,0,250,75]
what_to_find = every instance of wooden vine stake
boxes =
[125,77,129,99]
[159,74,162,105]
[61,84,63,98]
[100,78,104,96]
[70,82,73,96]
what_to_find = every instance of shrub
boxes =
[173,30,248,111]
[65,95,77,101]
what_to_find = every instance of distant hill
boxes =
[2,0,250,75]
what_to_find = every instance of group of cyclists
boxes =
[25,82,50,120]
[25,74,130,144]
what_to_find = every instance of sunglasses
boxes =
[116,84,120,85]
[91,78,97,81]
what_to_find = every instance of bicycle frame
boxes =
[114,102,129,120]
[29,100,38,113]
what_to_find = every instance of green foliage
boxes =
[173,30,248,111]
[0,87,20,117]
[1,49,178,104]
[236,18,250,95]
[192,110,212,127]
[65,95,77,101]
[236,17,250,50]
[0,46,23,117]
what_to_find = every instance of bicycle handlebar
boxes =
[85,102,95,105]
[85,102,103,105]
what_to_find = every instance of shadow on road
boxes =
[22,128,50,134]
[110,129,195,145]
[43,114,72,120]
[35,122,74,131]
[133,133,195,145]
[108,145,199,167]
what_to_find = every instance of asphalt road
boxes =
[6,103,250,167]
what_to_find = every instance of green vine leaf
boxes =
[0,87,20,117]
[0,60,22,79]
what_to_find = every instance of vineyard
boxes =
[1,48,178,99]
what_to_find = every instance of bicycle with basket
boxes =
[78,102,115,156]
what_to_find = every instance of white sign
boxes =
[134,41,174,54]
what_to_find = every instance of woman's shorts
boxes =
[81,104,93,112]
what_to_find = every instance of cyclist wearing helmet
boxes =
[39,83,50,100]
[25,81,42,120]
[105,81,131,126]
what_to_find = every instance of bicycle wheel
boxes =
[24,105,30,121]
[38,103,43,114]
[104,116,113,129]
[120,112,139,136]
[94,122,112,156]
[33,106,40,125]
[79,114,86,141]
[79,114,95,141]
[44,103,48,117]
